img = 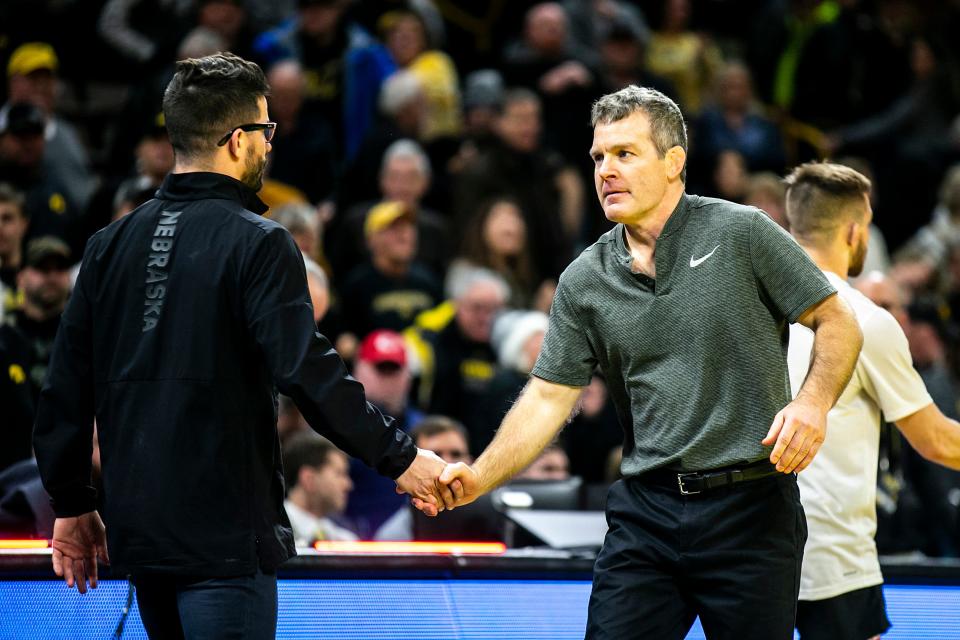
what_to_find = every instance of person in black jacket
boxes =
[32,53,453,639]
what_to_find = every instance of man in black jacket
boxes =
[32,53,452,639]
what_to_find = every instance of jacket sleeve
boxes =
[33,247,97,518]
[242,226,416,479]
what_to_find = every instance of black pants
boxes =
[585,473,806,640]
[133,567,278,639]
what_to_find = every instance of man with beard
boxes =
[0,236,72,398]
[32,53,452,639]
[784,162,960,640]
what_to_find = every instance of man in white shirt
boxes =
[283,433,358,545]
[785,161,960,640]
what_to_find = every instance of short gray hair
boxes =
[381,139,431,181]
[591,85,688,181]
[272,203,317,237]
[379,70,422,116]
[449,267,510,303]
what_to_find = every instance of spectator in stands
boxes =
[375,416,473,541]
[406,268,507,441]
[283,434,357,545]
[0,325,35,472]
[195,0,256,60]
[380,8,462,141]
[563,373,623,484]
[455,88,580,280]
[337,201,441,342]
[0,237,72,398]
[98,0,192,68]
[744,172,788,229]
[447,197,553,311]
[265,61,337,204]
[900,164,960,270]
[272,202,322,264]
[460,69,505,154]
[2,43,94,210]
[710,149,749,203]
[345,329,424,536]
[0,183,27,313]
[693,62,786,178]
[646,0,722,115]
[330,139,449,279]
[475,310,550,453]
[562,0,650,57]
[276,394,308,445]
[501,3,598,163]
[0,103,79,253]
[516,444,570,481]
[595,13,675,98]
[253,0,395,163]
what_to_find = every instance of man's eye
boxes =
[618,150,631,158]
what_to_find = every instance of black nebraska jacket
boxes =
[33,172,416,576]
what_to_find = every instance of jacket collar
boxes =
[155,172,268,215]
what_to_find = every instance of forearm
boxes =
[898,404,960,470]
[796,301,863,412]
[473,377,582,493]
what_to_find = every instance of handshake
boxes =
[394,448,482,516]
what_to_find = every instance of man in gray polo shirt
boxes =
[437,86,863,639]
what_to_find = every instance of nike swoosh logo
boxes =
[690,245,720,267]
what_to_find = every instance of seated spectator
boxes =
[346,329,424,535]
[900,164,960,270]
[743,172,788,229]
[375,415,473,540]
[0,331,34,472]
[455,88,580,280]
[406,268,507,440]
[515,444,571,481]
[3,42,94,211]
[562,0,650,58]
[459,69,505,155]
[594,13,675,97]
[337,201,442,342]
[265,61,338,204]
[330,139,449,278]
[501,3,598,164]
[693,62,786,177]
[475,310,549,453]
[254,0,395,163]
[277,394,308,445]
[0,103,80,254]
[380,8,462,140]
[709,149,749,203]
[446,197,554,311]
[646,0,722,115]
[563,373,623,484]
[0,183,28,313]
[271,202,322,264]
[0,237,72,398]
[283,433,357,546]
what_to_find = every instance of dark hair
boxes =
[784,161,872,239]
[591,85,688,182]
[459,196,537,302]
[162,52,269,160]
[282,433,340,492]
[0,182,26,216]
[410,415,468,445]
[496,87,541,115]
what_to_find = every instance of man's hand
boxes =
[395,448,462,516]
[438,462,482,509]
[51,511,109,594]
[762,399,827,473]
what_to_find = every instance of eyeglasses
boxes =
[217,122,277,146]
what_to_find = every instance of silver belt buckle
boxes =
[677,473,701,495]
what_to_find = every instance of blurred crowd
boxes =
[2,0,960,552]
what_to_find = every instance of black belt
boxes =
[638,460,780,496]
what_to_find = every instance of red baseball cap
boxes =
[358,330,407,367]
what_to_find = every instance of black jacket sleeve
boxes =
[33,243,97,518]
[243,227,416,478]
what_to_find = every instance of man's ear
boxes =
[665,146,686,181]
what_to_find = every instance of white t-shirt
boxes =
[283,499,358,546]
[788,271,931,601]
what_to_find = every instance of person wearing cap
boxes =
[0,102,80,254]
[337,200,441,347]
[783,162,960,640]
[282,433,358,546]
[345,329,426,535]
[0,236,72,398]
[3,42,93,210]
[31,53,452,638]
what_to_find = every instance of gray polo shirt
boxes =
[532,193,835,474]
